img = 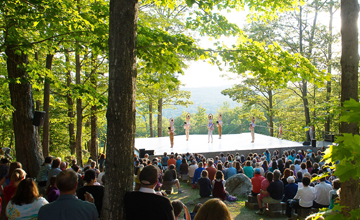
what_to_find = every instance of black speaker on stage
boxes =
[303,141,311,145]
[32,111,46,126]
[312,139,317,148]
[139,149,146,158]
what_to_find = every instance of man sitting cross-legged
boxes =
[163,164,182,193]
[38,170,98,220]
[124,165,175,220]
[256,170,284,215]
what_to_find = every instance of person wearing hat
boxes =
[124,165,175,220]
[251,168,265,197]
[0,158,10,180]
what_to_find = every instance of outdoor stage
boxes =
[135,133,332,158]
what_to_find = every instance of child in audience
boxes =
[329,179,340,209]
[186,203,202,220]
[212,171,226,200]
[172,200,190,220]
[198,170,212,198]
[46,176,59,203]
[4,168,26,203]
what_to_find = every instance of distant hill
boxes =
[163,86,241,118]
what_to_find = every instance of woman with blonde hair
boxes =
[4,168,26,203]
[194,198,232,220]
[6,178,48,219]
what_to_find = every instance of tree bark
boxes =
[149,100,153,137]
[6,47,43,178]
[90,67,98,161]
[42,54,53,158]
[102,0,138,219]
[158,98,163,137]
[339,0,360,214]
[268,89,273,137]
[325,2,333,133]
[75,52,83,167]
[65,50,76,154]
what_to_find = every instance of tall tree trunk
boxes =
[102,0,138,218]
[90,65,98,162]
[75,51,83,167]
[149,100,153,137]
[339,0,360,214]
[157,98,163,137]
[6,47,43,178]
[325,2,333,133]
[42,54,53,158]
[268,90,273,136]
[65,50,76,154]
[302,81,311,141]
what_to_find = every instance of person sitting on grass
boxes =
[187,203,202,220]
[192,162,204,186]
[212,170,226,200]
[251,168,265,197]
[172,200,191,220]
[163,164,182,193]
[198,170,212,198]
[256,170,284,215]
[243,161,254,179]
[194,198,232,220]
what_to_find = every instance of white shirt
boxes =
[294,186,316,207]
[212,179,226,188]
[314,181,333,205]
[139,187,155,194]
[295,164,301,174]
[188,164,198,178]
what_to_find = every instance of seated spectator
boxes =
[311,163,320,174]
[37,157,53,187]
[286,177,315,218]
[192,162,204,185]
[187,203,202,220]
[235,161,243,174]
[46,176,60,203]
[47,158,62,186]
[77,169,104,216]
[97,167,105,185]
[257,172,273,207]
[277,159,284,174]
[251,168,265,197]
[313,172,333,208]
[6,178,48,219]
[294,160,301,174]
[262,160,269,172]
[290,164,297,178]
[198,170,212,198]
[282,168,291,189]
[90,161,100,178]
[180,158,189,175]
[71,159,78,170]
[282,176,298,202]
[206,160,216,181]
[225,162,237,180]
[300,162,308,175]
[329,179,340,209]
[0,162,22,188]
[306,160,313,173]
[98,154,105,170]
[194,198,231,220]
[269,159,278,172]
[212,170,226,200]
[172,200,190,220]
[60,162,67,171]
[296,171,303,184]
[167,155,177,168]
[243,161,254,179]
[256,170,283,215]
[38,170,98,220]
[163,164,182,193]
[214,156,219,166]
[188,160,198,179]
[4,168,26,204]
[255,162,264,176]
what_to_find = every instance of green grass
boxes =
[167,183,288,220]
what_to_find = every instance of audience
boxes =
[6,178,48,220]
[251,168,265,197]
[225,162,237,180]
[194,198,232,220]
[36,157,52,187]
[4,168,26,204]
[243,161,254,179]
[180,158,189,175]
[286,177,315,218]
[46,176,60,203]
[172,200,191,220]
[206,160,216,181]
[192,162,204,185]
[188,160,198,180]
[198,170,212,198]
[282,176,298,202]
[313,171,333,208]
[47,158,62,186]
[163,164,182,193]
[212,170,226,200]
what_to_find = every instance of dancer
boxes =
[249,116,255,143]
[217,113,223,139]
[208,114,214,143]
[279,123,283,139]
[168,118,175,148]
[184,113,191,141]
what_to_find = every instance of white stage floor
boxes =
[135,133,304,156]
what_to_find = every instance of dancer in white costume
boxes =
[217,112,223,139]
[184,113,191,141]
[208,113,214,143]
[168,117,175,148]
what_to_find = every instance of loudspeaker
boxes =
[312,139,317,148]
[303,141,311,145]
[32,111,46,126]
[139,149,146,158]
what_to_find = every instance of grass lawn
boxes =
[167,183,288,220]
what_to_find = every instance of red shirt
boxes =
[167,158,176,168]
[4,181,17,203]
[206,167,217,181]
[251,174,265,194]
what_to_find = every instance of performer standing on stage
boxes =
[217,113,223,139]
[279,123,283,139]
[249,116,255,143]
[168,117,175,148]
[184,113,191,141]
[208,113,214,143]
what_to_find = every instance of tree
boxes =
[101,0,138,219]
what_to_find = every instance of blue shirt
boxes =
[176,159,182,172]
[192,167,205,184]
[225,167,237,180]
[283,183,298,202]
[243,166,254,179]
[38,194,98,220]
[162,156,169,166]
